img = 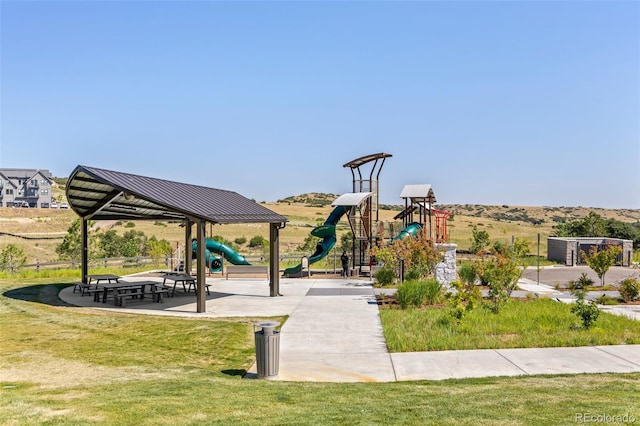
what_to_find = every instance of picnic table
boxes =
[162,273,196,296]
[88,274,121,284]
[74,274,122,296]
[162,273,211,296]
[95,280,167,306]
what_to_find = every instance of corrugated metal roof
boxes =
[332,192,373,207]
[400,184,436,202]
[66,165,288,224]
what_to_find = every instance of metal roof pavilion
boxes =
[67,165,287,224]
[67,165,288,313]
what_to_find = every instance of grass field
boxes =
[381,299,640,352]
[1,277,639,425]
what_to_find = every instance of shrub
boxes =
[458,262,477,286]
[404,267,421,281]
[395,279,443,309]
[423,279,443,305]
[374,266,396,287]
[568,272,594,290]
[124,222,136,228]
[571,299,600,329]
[249,235,266,248]
[446,280,481,322]
[234,237,247,245]
[619,278,639,302]
[396,280,427,309]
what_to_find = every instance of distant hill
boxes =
[438,204,640,226]
[278,193,640,226]
[277,193,341,207]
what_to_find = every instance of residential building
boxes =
[0,168,55,208]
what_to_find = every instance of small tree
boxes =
[296,234,318,252]
[371,245,400,286]
[97,229,122,258]
[470,225,490,254]
[581,244,622,287]
[56,218,99,261]
[479,241,526,314]
[145,236,173,264]
[570,289,600,329]
[121,230,147,257]
[340,231,353,253]
[447,263,482,322]
[0,244,27,273]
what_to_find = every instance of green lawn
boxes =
[381,298,640,352]
[1,278,639,425]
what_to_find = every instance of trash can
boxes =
[254,321,280,378]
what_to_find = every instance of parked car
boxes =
[59,202,69,209]
[50,201,58,208]
[20,201,30,208]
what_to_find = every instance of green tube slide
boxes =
[192,239,251,272]
[392,222,423,240]
[284,206,347,277]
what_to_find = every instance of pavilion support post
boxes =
[81,218,88,283]
[196,220,207,313]
[184,219,192,274]
[269,223,281,297]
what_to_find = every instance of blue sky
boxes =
[1,1,638,208]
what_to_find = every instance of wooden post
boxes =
[270,222,281,297]
[81,218,88,283]
[184,219,192,274]
[196,220,207,313]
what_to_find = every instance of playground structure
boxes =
[342,153,392,271]
[394,184,450,243]
[285,152,451,277]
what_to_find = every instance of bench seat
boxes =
[73,282,97,296]
[184,282,212,295]
[86,287,103,302]
[225,265,269,280]
[114,286,144,307]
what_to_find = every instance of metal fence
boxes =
[16,253,338,273]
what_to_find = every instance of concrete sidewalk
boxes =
[248,278,640,382]
[59,276,640,382]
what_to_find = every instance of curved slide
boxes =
[392,222,422,241]
[284,206,347,277]
[192,239,251,272]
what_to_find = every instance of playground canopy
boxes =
[66,165,288,312]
